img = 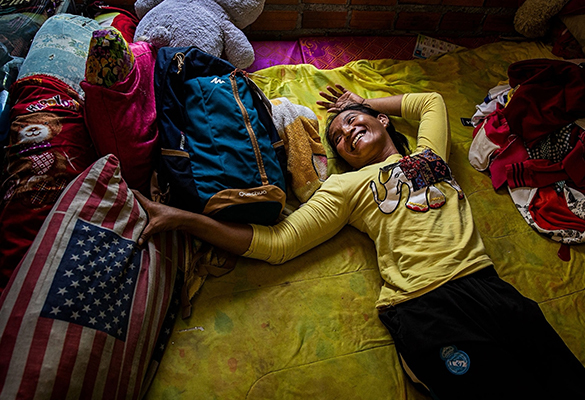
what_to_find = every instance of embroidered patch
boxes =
[370,148,464,214]
[398,149,447,190]
[440,345,470,376]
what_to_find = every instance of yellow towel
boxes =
[270,97,328,203]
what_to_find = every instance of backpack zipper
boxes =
[229,70,270,186]
[173,52,185,74]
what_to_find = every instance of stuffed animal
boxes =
[514,0,570,38]
[133,0,265,69]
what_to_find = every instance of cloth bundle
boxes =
[81,31,159,195]
[469,59,585,251]
[0,14,100,293]
[269,97,328,203]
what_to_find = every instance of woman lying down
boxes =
[134,86,585,400]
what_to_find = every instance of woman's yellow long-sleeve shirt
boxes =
[244,92,492,308]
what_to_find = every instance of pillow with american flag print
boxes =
[0,154,182,399]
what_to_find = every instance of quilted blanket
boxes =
[145,40,584,399]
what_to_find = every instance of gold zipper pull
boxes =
[230,68,249,79]
[173,52,185,74]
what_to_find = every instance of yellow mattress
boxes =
[145,40,584,400]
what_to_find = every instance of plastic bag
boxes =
[0,0,76,59]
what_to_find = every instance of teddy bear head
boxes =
[10,112,63,147]
[134,0,265,69]
[213,0,265,29]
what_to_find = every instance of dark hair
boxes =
[325,103,411,159]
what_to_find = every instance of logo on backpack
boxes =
[239,190,268,197]
[210,77,225,85]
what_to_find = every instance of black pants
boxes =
[379,267,585,400]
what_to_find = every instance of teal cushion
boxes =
[17,14,100,97]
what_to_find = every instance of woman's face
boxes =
[328,110,398,169]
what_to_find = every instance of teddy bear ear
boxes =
[214,0,266,28]
[137,26,171,49]
[134,0,165,19]
[222,22,255,69]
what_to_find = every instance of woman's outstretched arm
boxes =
[132,190,253,255]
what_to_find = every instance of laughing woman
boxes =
[134,86,585,400]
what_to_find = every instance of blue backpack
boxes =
[154,46,287,225]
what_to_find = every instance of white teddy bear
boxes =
[134,0,265,69]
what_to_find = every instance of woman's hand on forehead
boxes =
[316,84,365,113]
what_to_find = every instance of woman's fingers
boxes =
[325,86,342,97]
[316,101,337,111]
[132,189,147,203]
[132,189,153,246]
[318,91,337,102]
[317,84,351,112]
[332,84,347,94]
[137,227,151,247]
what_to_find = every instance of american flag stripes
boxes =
[0,155,181,399]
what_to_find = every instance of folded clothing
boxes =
[0,75,98,294]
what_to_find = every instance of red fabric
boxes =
[506,126,585,190]
[90,4,139,44]
[8,76,96,166]
[478,108,529,189]
[81,41,158,195]
[111,12,139,44]
[0,155,179,399]
[504,59,585,148]
[0,204,51,294]
[506,159,569,189]
[551,22,585,59]
[479,106,515,145]
[489,136,529,189]
[529,186,585,233]
[0,75,98,294]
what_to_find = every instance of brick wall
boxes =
[245,0,525,40]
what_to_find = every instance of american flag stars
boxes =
[40,219,141,341]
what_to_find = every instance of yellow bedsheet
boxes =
[146,40,584,399]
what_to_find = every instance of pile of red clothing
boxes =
[469,59,585,258]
